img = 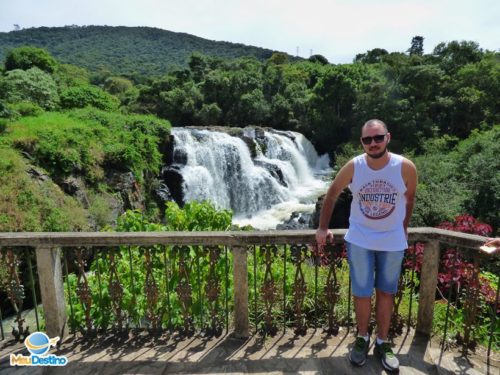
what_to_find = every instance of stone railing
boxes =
[0,228,497,357]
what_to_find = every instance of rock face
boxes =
[310,190,352,229]
[59,176,90,208]
[104,171,145,211]
[160,166,184,206]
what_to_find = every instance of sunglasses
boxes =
[361,134,387,145]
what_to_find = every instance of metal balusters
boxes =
[0,305,4,340]
[260,244,278,335]
[163,246,172,331]
[127,246,138,328]
[1,248,27,341]
[291,244,307,335]
[204,245,222,335]
[323,244,341,335]
[142,246,161,330]
[461,249,481,354]
[74,247,93,333]
[441,247,460,352]
[283,244,287,332]
[63,249,76,333]
[173,245,193,334]
[108,247,125,331]
[25,248,40,332]
[406,242,418,330]
[253,245,258,333]
[94,252,106,331]
[224,245,229,334]
[487,274,499,358]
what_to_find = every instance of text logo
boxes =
[10,332,68,366]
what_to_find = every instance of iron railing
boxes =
[0,228,498,360]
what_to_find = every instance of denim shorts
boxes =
[346,242,405,297]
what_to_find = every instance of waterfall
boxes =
[164,127,331,229]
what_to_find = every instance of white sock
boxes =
[358,334,369,342]
[376,337,386,345]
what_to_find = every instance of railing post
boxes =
[35,246,67,340]
[416,239,440,336]
[232,245,249,338]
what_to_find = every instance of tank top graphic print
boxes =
[358,179,398,220]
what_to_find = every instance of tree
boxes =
[4,46,57,73]
[355,48,388,64]
[308,54,329,65]
[432,41,484,73]
[196,103,222,125]
[408,36,424,56]
[0,67,59,110]
[267,52,289,65]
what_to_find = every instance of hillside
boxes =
[0,25,290,76]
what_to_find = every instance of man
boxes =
[315,119,417,371]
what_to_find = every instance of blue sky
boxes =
[0,0,498,63]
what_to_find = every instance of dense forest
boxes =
[0,29,498,233]
[0,26,289,77]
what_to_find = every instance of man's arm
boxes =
[402,158,418,235]
[315,160,354,246]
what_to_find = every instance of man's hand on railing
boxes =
[315,228,334,249]
[480,237,500,255]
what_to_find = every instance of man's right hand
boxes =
[315,228,334,249]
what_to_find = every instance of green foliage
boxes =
[3,109,171,185]
[7,101,44,117]
[453,127,500,230]
[411,127,500,230]
[0,147,88,231]
[4,46,57,73]
[60,85,120,111]
[0,67,59,110]
[196,102,222,125]
[66,202,234,331]
[55,63,90,89]
[164,201,232,231]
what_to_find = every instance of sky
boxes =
[0,0,498,64]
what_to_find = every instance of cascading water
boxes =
[163,127,331,229]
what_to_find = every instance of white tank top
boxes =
[344,153,408,251]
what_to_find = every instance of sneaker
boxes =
[374,341,399,372]
[349,336,370,366]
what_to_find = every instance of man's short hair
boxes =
[361,119,388,134]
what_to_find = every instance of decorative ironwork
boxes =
[173,245,194,333]
[142,246,161,330]
[461,256,480,353]
[74,247,93,333]
[0,248,28,341]
[108,247,125,330]
[260,244,278,335]
[291,244,308,335]
[322,244,342,335]
[204,246,222,335]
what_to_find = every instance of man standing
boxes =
[315,119,417,371]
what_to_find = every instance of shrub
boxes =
[60,85,120,111]
[0,67,59,110]
[8,101,44,117]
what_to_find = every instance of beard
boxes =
[367,145,388,159]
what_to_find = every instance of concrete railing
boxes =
[0,228,490,341]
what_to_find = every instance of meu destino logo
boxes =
[10,332,68,366]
